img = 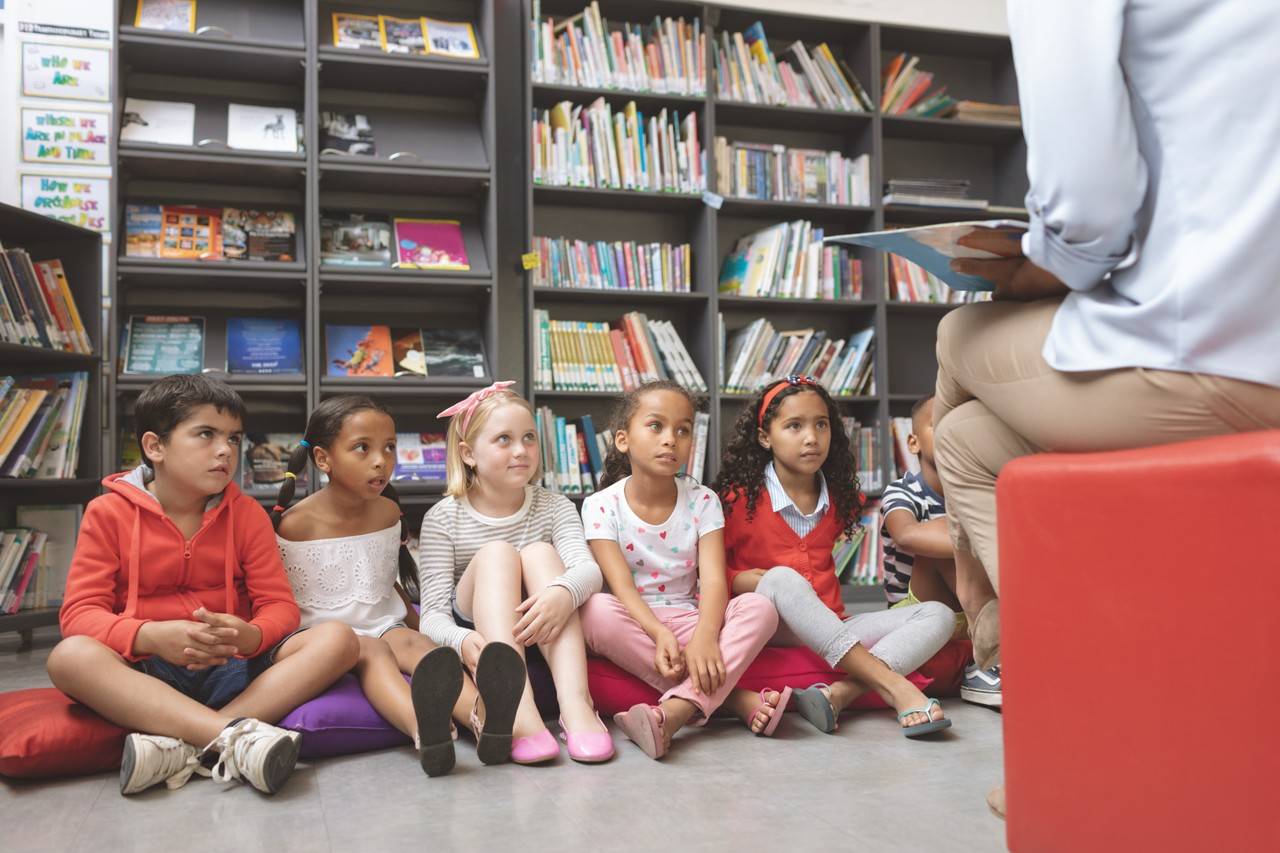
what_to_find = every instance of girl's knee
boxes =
[309,621,360,667]
[756,565,804,599]
[732,592,779,631]
[518,541,558,563]
[917,600,958,630]
[577,593,617,639]
[475,541,520,563]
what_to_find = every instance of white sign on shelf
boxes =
[21,108,111,165]
[21,42,111,101]
[20,174,111,233]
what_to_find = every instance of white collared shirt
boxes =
[764,461,829,539]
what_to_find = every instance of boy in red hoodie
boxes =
[48,375,359,796]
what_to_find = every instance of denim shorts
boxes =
[135,627,304,709]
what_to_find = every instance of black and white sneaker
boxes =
[960,664,1002,708]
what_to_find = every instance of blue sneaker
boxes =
[960,664,1002,708]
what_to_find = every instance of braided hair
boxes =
[271,395,417,590]
[599,379,700,489]
[712,381,865,539]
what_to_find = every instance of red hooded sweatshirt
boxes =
[59,466,300,661]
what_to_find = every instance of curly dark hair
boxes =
[712,380,865,539]
[599,380,700,489]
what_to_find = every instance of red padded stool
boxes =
[998,431,1280,852]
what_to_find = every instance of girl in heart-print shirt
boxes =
[578,380,784,760]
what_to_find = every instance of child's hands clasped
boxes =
[513,585,573,646]
[136,612,247,671]
[683,630,726,696]
[653,627,687,681]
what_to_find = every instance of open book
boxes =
[826,220,1027,291]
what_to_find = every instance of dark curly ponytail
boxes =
[713,380,866,539]
[599,379,700,489]
[271,395,417,590]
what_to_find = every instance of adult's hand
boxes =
[952,230,1070,302]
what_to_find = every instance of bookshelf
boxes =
[112,0,505,525]
[0,203,104,647]
[519,0,1028,528]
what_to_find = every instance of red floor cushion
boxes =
[0,688,126,779]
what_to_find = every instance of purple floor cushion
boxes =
[280,674,411,759]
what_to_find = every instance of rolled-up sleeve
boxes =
[1009,0,1147,291]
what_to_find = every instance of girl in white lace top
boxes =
[273,395,526,777]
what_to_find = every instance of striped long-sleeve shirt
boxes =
[417,485,602,652]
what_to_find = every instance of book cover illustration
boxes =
[394,432,446,481]
[327,325,393,377]
[243,433,303,491]
[123,315,204,375]
[134,0,196,33]
[421,328,487,378]
[227,104,298,154]
[320,112,375,155]
[379,15,426,54]
[223,209,296,262]
[320,214,392,266]
[159,206,222,260]
[120,98,195,146]
[391,328,426,376]
[125,204,163,257]
[393,218,470,270]
[827,220,1028,292]
[226,317,302,375]
[423,19,480,59]
[333,13,381,49]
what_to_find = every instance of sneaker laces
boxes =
[128,736,203,791]
[204,719,283,790]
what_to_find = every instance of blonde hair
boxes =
[444,390,539,497]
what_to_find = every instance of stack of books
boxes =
[0,373,90,479]
[531,99,703,194]
[887,254,992,304]
[1,505,79,613]
[714,22,872,112]
[844,416,884,494]
[529,2,706,96]
[720,321,874,398]
[834,500,882,585]
[532,310,707,394]
[951,100,1020,124]
[718,221,863,301]
[713,139,870,207]
[532,236,692,292]
[880,53,955,117]
[882,178,987,210]
[0,249,91,353]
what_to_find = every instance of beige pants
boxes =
[932,298,1280,592]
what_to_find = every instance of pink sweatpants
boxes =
[579,592,778,722]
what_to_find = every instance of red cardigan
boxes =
[722,488,845,619]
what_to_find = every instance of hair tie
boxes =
[298,439,311,449]
[757,375,820,428]
[272,505,286,514]
[283,471,297,480]
[438,380,516,434]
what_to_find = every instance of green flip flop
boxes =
[898,697,952,738]
[794,683,838,734]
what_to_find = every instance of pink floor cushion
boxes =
[585,640,972,716]
[0,688,126,779]
[279,674,411,759]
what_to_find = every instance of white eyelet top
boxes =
[277,522,407,638]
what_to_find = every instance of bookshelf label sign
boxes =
[21,41,110,101]
[521,251,541,271]
[20,174,111,232]
[21,107,110,164]
[701,190,724,210]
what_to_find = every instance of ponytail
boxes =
[381,481,418,593]
[270,439,312,530]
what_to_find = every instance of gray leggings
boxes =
[755,566,954,673]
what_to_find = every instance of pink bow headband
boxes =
[438,381,516,434]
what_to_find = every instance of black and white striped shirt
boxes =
[880,471,946,604]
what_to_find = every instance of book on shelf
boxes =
[120,98,196,146]
[10,505,79,610]
[222,209,297,262]
[886,253,991,304]
[420,329,487,379]
[226,317,302,375]
[326,324,393,377]
[827,220,1028,292]
[834,499,881,585]
[890,416,922,477]
[332,13,382,50]
[422,19,480,60]
[843,416,884,494]
[227,104,298,154]
[951,100,1020,124]
[327,325,487,379]
[134,0,196,33]
[882,178,986,210]
[333,12,478,59]
[880,53,954,117]
[321,213,392,266]
[320,113,376,156]
[125,204,297,263]
[533,310,706,394]
[394,432,446,482]
[718,220,863,301]
[0,248,91,353]
[720,318,874,398]
[713,138,870,207]
[242,433,303,494]
[0,372,89,479]
[532,236,691,292]
[392,219,469,271]
[529,1,706,96]
[379,15,426,54]
[531,98,704,194]
[713,22,872,112]
[122,315,204,376]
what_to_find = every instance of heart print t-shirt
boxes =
[582,475,724,610]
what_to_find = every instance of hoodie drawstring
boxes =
[124,504,142,618]
[223,497,236,615]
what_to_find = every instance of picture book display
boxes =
[122,315,205,375]
[326,325,394,377]
[391,328,425,376]
[0,249,93,353]
[243,433,303,492]
[333,13,382,50]
[394,433,446,481]
[227,104,298,154]
[420,328,487,378]
[393,219,469,270]
[120,98,195,146]
[125,204,296,263]
[134,0,197,32]
[423,19,480,59]
[827,221,1028,292]
[226,317,302,375]
[320,113,375,155]
[320,214,391,266]
[223,209,296,262]
[379,15,425,54]
[332,11,479,59]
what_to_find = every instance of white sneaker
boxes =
[203,718,302,795]
[119,733,203,795]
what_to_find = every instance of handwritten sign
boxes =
[21,175,111,233]
[22,42,110,101]
[22,108,110,164]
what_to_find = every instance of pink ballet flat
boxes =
[558,713,615,763]
[510,729,559,765]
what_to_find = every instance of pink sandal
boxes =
[754,686,793,738]
[612,703,668,760]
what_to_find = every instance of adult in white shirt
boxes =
[933,0,1280,709]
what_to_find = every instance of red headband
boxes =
[757,375,819,427]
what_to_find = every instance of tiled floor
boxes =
[1,627,1007,853]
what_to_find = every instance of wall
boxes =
[713,0,1008,35]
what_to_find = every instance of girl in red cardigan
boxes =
[714,376,955,737]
